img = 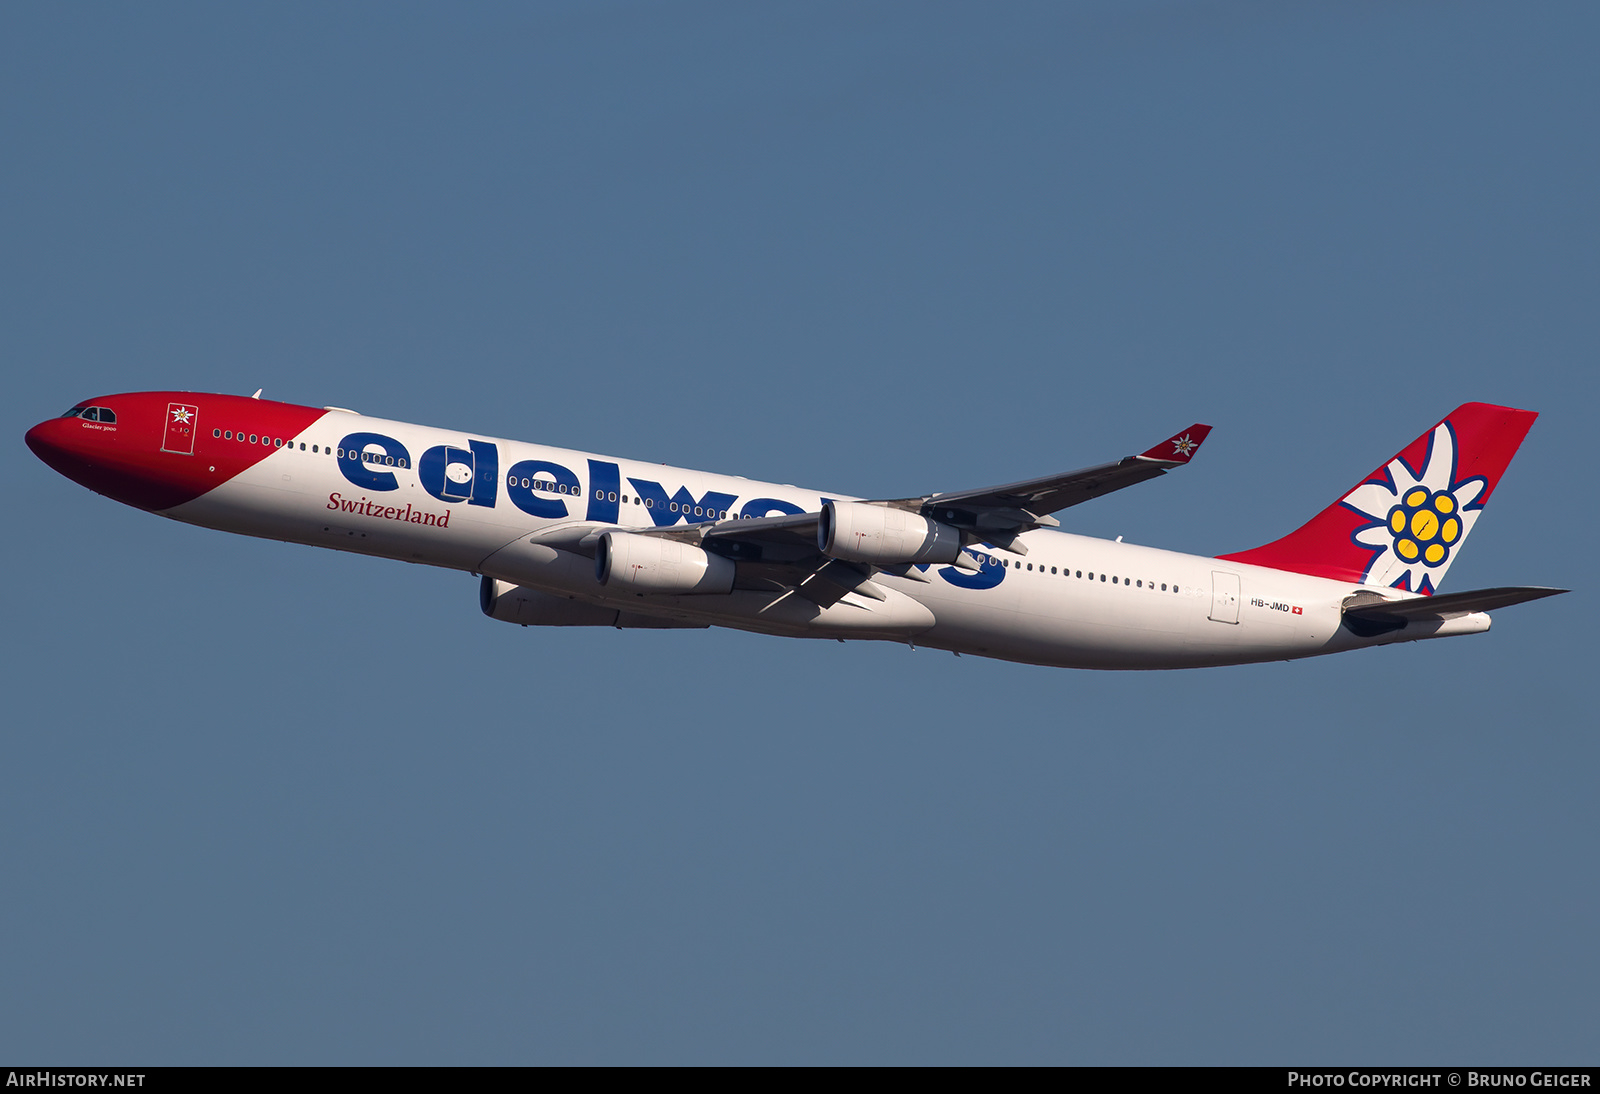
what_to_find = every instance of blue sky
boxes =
[3,1,1595,1064]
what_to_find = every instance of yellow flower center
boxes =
[1385,489,1462,569]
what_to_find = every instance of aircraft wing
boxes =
[875,423,1213,549]
[640,510,824,562]
[615,422,1212,581]
[910,423,1210,519]
[539,425,1214,606]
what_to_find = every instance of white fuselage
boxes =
[166,410,1487,669]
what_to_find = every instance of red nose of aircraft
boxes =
[26,407,120,489]
[30,390,335,513]
[24,415,76,473]
[27,393,211,511]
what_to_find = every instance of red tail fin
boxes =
[1217,403,1537,594]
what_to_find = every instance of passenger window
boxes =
[1100,574,1106,582]
[213,429,221,438]
[224,430,233,439]
[646,498,655,508]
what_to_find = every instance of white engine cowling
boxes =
[480,577,626,626]
[818,501,962,565]
[595,531,736,595]
[480,577,707,628]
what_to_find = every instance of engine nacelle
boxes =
[818,501,962,565]
[479,577,706,628]
[595,531,736,595]
[480,577,626,626]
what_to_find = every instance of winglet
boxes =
[1139,424,1212,465]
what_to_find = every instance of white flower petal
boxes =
[1344,482,1400,520]
[1417,425,1457,492]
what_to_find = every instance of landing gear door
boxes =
[1209,570,1240,624]
[162,403,199,455]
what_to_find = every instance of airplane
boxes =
[25,392,1565,670]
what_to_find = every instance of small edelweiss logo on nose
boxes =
[1171,434,1196,457]
[1386,487,1461,567]
[170,406,193,424]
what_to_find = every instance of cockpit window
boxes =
[60,405,115,423]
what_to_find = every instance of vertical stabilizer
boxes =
[1217,403,1537,594]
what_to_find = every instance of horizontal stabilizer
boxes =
[1343,585,1566,621]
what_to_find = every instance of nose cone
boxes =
[26,416,86,479]
[26,400,203,512]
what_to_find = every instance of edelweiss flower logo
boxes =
[1171,434,1196,458]
[170,406,193,424]
[1386,488,1459,567]
[1340,421,1486,594]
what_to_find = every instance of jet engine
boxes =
[479,577,705,628]
[817,501,962,565]
[594,531,736,595]
[480,577,627,626]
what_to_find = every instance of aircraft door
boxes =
[1209,571,1240,624]
[162,403,199,455]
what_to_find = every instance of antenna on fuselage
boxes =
[251,389,263,399]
